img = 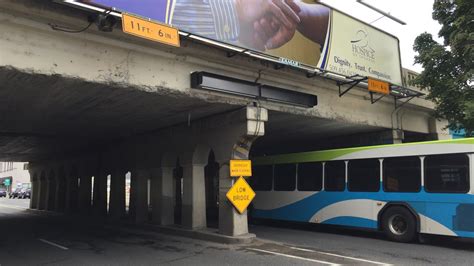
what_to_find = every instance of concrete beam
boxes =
[0,0,439,139]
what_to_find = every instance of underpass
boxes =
[0,199,472,265]
[0,0,458,255]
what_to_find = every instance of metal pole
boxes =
[356,0,407,25]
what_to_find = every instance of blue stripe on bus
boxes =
[252,190,474,237]
[323,216,377,229]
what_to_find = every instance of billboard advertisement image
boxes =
[76,0,402,85]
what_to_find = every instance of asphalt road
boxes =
[250,221,474,265]
[0,198,472,265]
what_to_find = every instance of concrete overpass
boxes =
[0,0,450,238]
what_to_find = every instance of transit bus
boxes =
[250,138,474,242]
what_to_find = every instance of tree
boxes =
[413,0,473,136]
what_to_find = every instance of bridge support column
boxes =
[38,172,47,210]
[29,172,40,209]
[78,173,92,213]
[46,171,56,211]
[181,163,206,230]
[54,170,67,212]
[217,164,249,236]
[65,172,79,213]
[109,170,126,220]
[216,107,267,236]
[429,118,451,140]
[93,172,108,216]
[132,169,149,223]
[151,166,175,225]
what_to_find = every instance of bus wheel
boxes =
[382,206,417,243]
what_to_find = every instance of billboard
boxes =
[75,0,403,85]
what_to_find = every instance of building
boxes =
[402,68,423,91]
[0,162,30,193]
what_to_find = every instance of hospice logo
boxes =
[351,29,375,62]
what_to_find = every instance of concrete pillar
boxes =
[132,169,149,223]
[54,172,67,212]
[78,174,92,213]
[218,164,249,236]
[181,163,206,230]
[65,173,79,213]
[93,172,108,216]
[109,170,126,220]
[38,173,47,210]
[29,173,39,209]
[46,172,56,211]
[429,118,452,140]
[216,106,267,236]
[151,167,175,225]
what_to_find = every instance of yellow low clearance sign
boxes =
[226,177,256,214]
[368,78,390,95]
[122,13,180,47]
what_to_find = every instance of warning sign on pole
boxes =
[368,78,390,95]
[229,160,252,177]
[226,177,256,214]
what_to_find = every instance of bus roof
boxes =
[253,137,474,165]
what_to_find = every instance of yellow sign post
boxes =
[122,13,180,47]
[226,176,256,214]
[368,78,390,95]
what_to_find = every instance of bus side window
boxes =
[298,162,322,191]
[324,161,345,191]
[348,159,380,192]
[252,165,273,191]
[425,154,470,193]
[274,164,297,191]
[383,156,421,192]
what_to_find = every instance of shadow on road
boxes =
[250,219,474,251]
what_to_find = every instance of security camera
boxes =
[95,13,117,32]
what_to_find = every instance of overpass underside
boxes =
[1,66,382,237]
[0,0,445,238]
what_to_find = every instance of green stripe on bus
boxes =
[253,138,474,165]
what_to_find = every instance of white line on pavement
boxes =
[0,203,27,210]
[247,248,339,265]
[288,246,390,265]
[38,238,69,250]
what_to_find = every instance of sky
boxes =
[320,0,442,73]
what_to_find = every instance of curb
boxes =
[25,208,256,244]
[114,222,256,245]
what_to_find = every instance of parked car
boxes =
[9,188,22,199]
[0,189,6,197]
[19,188,31,199]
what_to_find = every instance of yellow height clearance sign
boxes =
[368,78,390,95]
[229,160,252,177]
[122,13,180,47]
[226,176,256,214]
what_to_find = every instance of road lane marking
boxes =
[288,246,390,265]
[247,248,338,265]
[289,246,316,252]
[0,203,27,210]
[38,238,69,250]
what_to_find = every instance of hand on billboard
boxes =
[291,1,330,45]
[252,0,331,49]
[236,0,301,50]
